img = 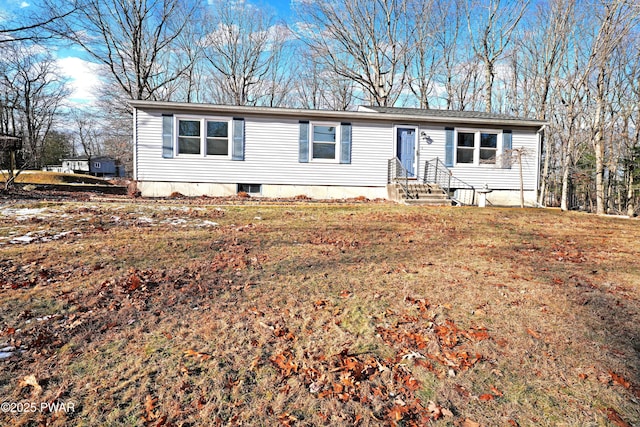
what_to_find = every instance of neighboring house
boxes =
[61,156,124,178]
[130,101,546,206]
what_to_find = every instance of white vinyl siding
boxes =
[446,128,538,190]
[134,108,540,193]
[134,110,391,187]
[414,125,538,191]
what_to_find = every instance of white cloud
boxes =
[56,56,102,104]
[20,2,30,8]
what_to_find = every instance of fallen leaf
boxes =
[605,408,631,427]
[144,394,157,421]
[313,299,327,308]
[184,349,211,361]
[277,412,297,426]
[478,393,494,401]
[387,404,408,422]
[490,384,503,397]
[270,351,298,377]
[462,419,481,427]
[454,384,470,397]
[609,371,631,389]
[127,273,141,292]
[18,374,42,397]
[526,328,541,340]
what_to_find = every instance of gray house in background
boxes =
[61,156,124,178]
[130,100,546,206]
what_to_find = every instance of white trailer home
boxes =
[130,101,546,206]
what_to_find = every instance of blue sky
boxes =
[0,0,298,105]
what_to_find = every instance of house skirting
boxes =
[453,189,538,207]
[136,181,389,200]
[136,181,536,206]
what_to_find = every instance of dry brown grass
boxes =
[0,201,638,426]
[2,171,111,185]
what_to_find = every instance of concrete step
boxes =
[404,198,452,206]
[404,193,449,200]
[400,189,447,197]
[393,181,452,206]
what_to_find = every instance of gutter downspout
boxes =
[132,107,138,181]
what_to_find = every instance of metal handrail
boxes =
[423,157,477,206]
[388,158,411,198]
[388,157,477,205]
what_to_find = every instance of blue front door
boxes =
[397,127,416,177]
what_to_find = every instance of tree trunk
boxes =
[484,60,493,112]
[627,168,635,216]
[593,114,606,214]
[560,134,574,211]
[538,131,552,206]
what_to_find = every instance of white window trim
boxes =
[174,115,232,159]
[455,128,502,166]
[310,121,341,163]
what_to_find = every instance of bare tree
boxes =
[293,52,355,111]
[0,2,79,44]
[201,1,290,106]
[585,1,639,214]
[295,0,412,107]
[0,43,69,169]
[612,33,640,216]
[557,39,589,212]
[71,110,102,164]
[408,0,436,108]
[466,0,529,112]
[429,0,485,111]
[50,0,198,102]
[513,0,574,205]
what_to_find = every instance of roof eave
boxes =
[128,100,548,128]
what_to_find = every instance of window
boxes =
[456,132,475,164]
[176,117,230,156]
[206,121,228,156]
[178,119,201,154]
[479,133,497,164]
[312,124,338,160]
[237,183,261,194]
[455,130,500,165]
[94,162,101,169]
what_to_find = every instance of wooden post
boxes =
[9,150,16,181]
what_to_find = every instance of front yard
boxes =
[0,200,638,426]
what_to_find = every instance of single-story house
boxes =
[130,101,546,206]
[60,156,125,178]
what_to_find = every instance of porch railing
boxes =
[387,157,412,198]
[388,157,477,206]
[423,157,476,205]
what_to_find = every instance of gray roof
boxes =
[129,100,547,128]
[62,156,116,161]
[360,106,541,123]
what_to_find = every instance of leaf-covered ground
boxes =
[0,199,638,426]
